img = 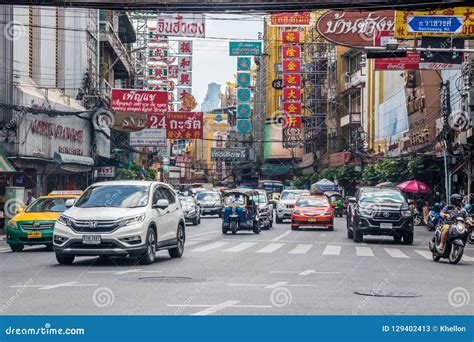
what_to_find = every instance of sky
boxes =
[190,14,264,106]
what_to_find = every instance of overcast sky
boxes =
[191,14,264,106]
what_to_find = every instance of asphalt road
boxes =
[1,215,473,315]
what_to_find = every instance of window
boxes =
[153,187,167,204]
[161,187,176,204]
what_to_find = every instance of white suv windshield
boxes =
[360,190,405,204]
[196,192,220,201]
[75,185,149,208]
[280,191,308,200]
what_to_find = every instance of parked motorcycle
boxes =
[429,217,473,264]
[412,208,423,226]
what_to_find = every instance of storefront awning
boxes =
[54,152,94,173]
[0,150,16,173]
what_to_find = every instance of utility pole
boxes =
[440,81,452,204]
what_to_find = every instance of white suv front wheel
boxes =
[169,224,185,258]
[139,227,157,265]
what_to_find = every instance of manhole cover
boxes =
[122,276,203,284]
[354,290,421,298]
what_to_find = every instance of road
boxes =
[1,215,473,315]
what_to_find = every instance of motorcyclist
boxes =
[428,203,442,227]
[438,194,470,251]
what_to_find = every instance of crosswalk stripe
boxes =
[462,255,474,262]
[322,245,341,256]
[356,246,374,257]
[224,242,257,252]
[384,248,409,259]
[414,250,433,260]
[191,242,229,252]
[288,244,312,254]
[255,243,284,254]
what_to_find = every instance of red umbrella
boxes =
[396,180,431,194]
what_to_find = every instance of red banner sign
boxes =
[283,74,302,87]
[283,102,302,115]
[283,88,302,101]
[283,60,301,73]
[270,12,313,27]
[316,10,395,48]
[282,31,301,44]
[374,51,421,70]
[111,89,168,114]
[282,46,301,59]
[283,115,302,128]
[166,112,203,139]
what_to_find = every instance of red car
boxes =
[291,195,335,230]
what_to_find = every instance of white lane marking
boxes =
[255,243,284,254]
[223,242,256,252]
[187,231,220,239]
[184,240,201,247]
[288,244,312,254]
[168,304,272,309]
[192,300,240,316]
[272,231,291,241]
[322,245,341,255]
[384,248,409,259]
[191,242,229,252]
[265,281,288,289]
[269,270,340,275]
[11,282,98,290]
[462,255,474,262]
[88,269,162,275]
[356,246,374,257]
[299,270,315,276]
[414,250,433,260]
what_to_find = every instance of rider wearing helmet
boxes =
[438,194,468,251]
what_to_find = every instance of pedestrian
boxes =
[26,191,36,206]
[422,200,429,224]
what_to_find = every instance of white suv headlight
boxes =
[57,214,73,227]
[117,214,146,228]
[7,220,18,229]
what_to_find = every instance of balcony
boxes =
[340,113,361,127]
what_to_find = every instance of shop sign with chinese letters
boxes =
[166,112,203,139]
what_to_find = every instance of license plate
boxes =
[380,222,393,229]
[82,235,101,245]
[308,218,317,222]
[27,232,42,239]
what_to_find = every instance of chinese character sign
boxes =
[237,73,251,87]
[282,31,301,44]
[237,57,251,71]
[178,56,192,71]
[282,46,301,59]
[237,88,251,102]
[166,112,203,139]
[283,115,302,129]
[237,104,251,119]
[283,102,302,115]
[178,71,192,86]
[237,119,252,134]
[283,60,301,73]
[283,88,302,101]
[283,74,302,87]
[178,40,193,55]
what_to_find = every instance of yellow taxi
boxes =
[6,191,82,252]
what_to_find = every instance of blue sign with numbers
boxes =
[408,16,463,33]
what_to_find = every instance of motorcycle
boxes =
[412,208,423,226]
[429,217,473,264]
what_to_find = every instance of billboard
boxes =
[111,89,168,114]
[229,42,262,56]
[376,89,409,142]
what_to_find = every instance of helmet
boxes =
[433,203,441,211]
[464,204,472,214]
[450,194,463,207]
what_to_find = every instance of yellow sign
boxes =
[395,7,474,38]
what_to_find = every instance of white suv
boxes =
[275,190,310,223]
[53,181,186,265]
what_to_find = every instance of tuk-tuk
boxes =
[324,191,344,217]
[222,190,261,235]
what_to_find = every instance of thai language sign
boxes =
[130,129,167,147]
[152,14,205,38]
[111,89,168,114]
[229,42,262,56]
[211,148,247,161]
[166,112,203,139]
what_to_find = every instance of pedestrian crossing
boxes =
[187,240,474,261]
